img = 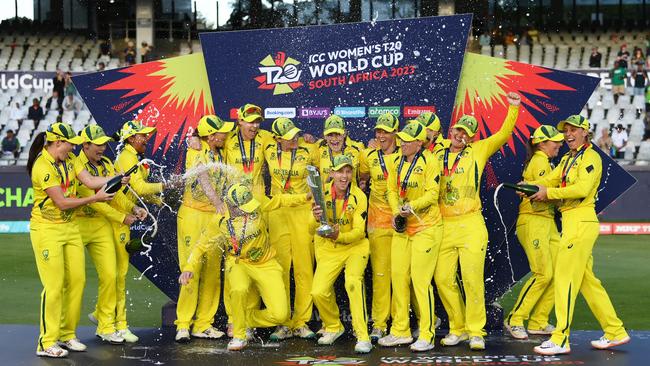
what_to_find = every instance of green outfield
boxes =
[0,234,648,330]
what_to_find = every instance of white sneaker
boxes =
[292,325,316,339]
[88,312,98,325]
[591,335,631,350]
[317,330,344,345]
[175,329,190,343]
[528,324,555,335]
[378,334,413,347]
[410,339,435,352]
[505,322,528,339]
[227,338,247,351]
[440,333,468,346]
[36,345,68,358]
[469,336,485,350]
[534,340,571,355]
[354,340,372,353]
[192,327,225,339]
[226,323,234,338]
[269,326,292,341]
[435,317,442,329]
[58,339,87,352]
[119,328,139,343]
[97,331,125,344]
[370,327,385,342]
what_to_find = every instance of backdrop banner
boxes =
[72,16,635,329]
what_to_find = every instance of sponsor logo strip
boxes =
[368,106,400,118]
[333,107,366,118]
[403,105,436,117]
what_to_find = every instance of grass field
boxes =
[0,234,648,330]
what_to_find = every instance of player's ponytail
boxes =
[27,132,46,177]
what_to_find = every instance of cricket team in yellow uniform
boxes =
[28,93,630,358]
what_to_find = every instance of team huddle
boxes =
[27,91,630,358]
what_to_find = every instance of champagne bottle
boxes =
[105,163,140,194]
[394,215,407,233]
[503,182,539,196]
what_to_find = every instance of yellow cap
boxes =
[271,117,301,140]
[557,115,590,132]
[375,113,399,132]
[330,154,354,171]
[416,112,441,132]
[226,183,260,213]
[324,115,346,135]
[80,124,113,145]
[531,125,564,144]
[119,120,156,140]
[453,115,478,137]
[396,120,427,142]
[45,122,84,144]
[197,115,235,137]
[238,104,263,123]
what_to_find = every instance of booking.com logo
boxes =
[255,51,303,95]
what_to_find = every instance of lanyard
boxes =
[237,131,255,174]
[331,184,351,225]
[226,215,249,258]
[377,149,389,180]
[208,149,223,163]
[277,144,297,191]
[396,151,421,198]
[52,160,70,193]
[443,147,466,177]
[328,140,347,168]
[561,144,589,187]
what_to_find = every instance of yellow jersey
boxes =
[358,146,399,230]
[426,135,449,155]
[311,182,368,246]
[181,142,227,212]
[387,150,442,235]
[518,150,556,218]
[437,105,519,217]
[316,138,364,186]
[114,144,163,205]
[531,144,602,216]
[223,129,273,198]
[264,141,317,195]
[31,149,83,224]
[183,193,309,270]
[75,150,134,223]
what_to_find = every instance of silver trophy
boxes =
[306,165,334,237]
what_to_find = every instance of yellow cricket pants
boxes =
[227,257,288,339]
[78,216,118,335]
[368,227,393,331]
[507,214,559,329]
[111,221,131,330]
[30,221,86,351]
[175,205,222,332]
[550,208,628,346]
[268,204,315,329]
[311,239,370,342]
[434,212,488,337]
[389,224,442,342]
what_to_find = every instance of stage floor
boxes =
[0,325,644,366]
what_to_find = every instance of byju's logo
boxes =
[255,52,303,95]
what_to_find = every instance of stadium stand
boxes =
[2,30,650,166]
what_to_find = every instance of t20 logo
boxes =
[255,52,303,95]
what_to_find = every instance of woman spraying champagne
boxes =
[503,125,564,340]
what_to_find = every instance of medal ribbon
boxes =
[561,144,589,187]
[237,131,255,174]
[443,147,466,177]
[396,151,422,198]
[277,144,297,191]
[331,183,351,225]
[226,215,249,257]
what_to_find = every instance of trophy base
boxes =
[317,225,334,237]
